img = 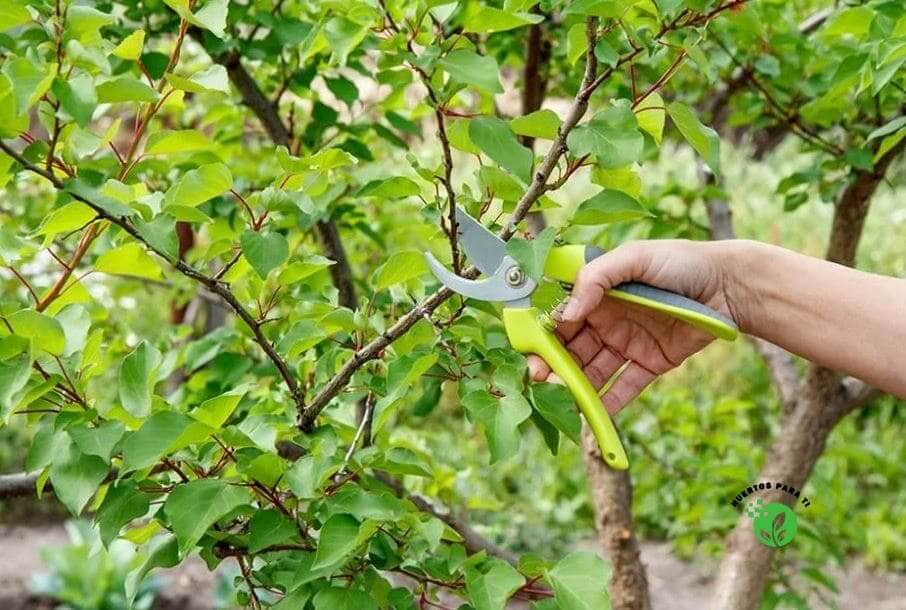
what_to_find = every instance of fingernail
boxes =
[561,297,581,321]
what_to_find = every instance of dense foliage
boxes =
[1,0,904,609]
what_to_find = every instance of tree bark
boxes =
[710,143,903,610]
[582,426,651,610]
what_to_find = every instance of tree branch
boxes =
[0,471,43,498]
[0,140,306,415]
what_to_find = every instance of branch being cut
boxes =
[301,3,749,430]
[0,141,306,415]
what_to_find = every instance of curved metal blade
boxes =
[425,252,535,303]
[454,207,506,275]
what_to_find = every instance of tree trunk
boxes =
[582,425,652,610]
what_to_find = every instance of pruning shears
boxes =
[425,207,738,470]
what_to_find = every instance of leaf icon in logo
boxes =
[751,502,797,548]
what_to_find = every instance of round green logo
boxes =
[746,500,797,548]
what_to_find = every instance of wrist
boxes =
[709,239,766,334]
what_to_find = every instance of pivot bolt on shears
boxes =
[425,207,738,470]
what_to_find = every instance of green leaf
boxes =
[381,447,433,478]
[357,177,421,199]
[635,92,665,145]
[49,440,109,515]
[164,479,248,553]
[511,109,561,141]
[325,75,359,106]
[4,57,54,112]
[0,73,28,137]
[463,389,531,463]
[278,255,335,285]
[145,129,215,156]
[530,383,582,445]
[567,103,644,169]
[68,420,125,462]
[166,65,230,94]
[121,411,210,472]
[313,587,377,610]
[35,202,96,241]
[567,23,588,66]
[56,304,91,357]
[0,352,31,419]
[440,50,503,94]
[249,509,298,553]
[326,486,406,521]
[591,166,642,199]
[241,230,289,279]
[64,179,135,217]
[466,559,525,610]
[545,552,612,610]
[191,389,245,428]
[65,5,114,44]
[463,6,543,34]
[96,480,150,546]
[594,38,619,68]
[505,227,556,282]
[54,73,97,127]
[564,0,625,18]
[469,117,534,183]
[573,189,652,225]
[96,77,160,103]
[113,30,146,60]
[6,309,65,355]
[479,166,523,201]
[135,215,179,261]
[373,352,438,432]
[125,535,179,604]
[376,250,428,291]
[667,102,721,175]
[820,6,874,40]
[312,514,362,570]
[164,162,231,207]
[867,116,906,142]
[96,242,163,280]
[324,17,369,66]
[189,0,229,39]
[118,341,162,419]
[0,1,31,31]
[286,453,340,499]
[448,118,480,154]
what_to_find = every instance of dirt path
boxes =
[0,524,902,609]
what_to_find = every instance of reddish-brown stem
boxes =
[7,267,39,304]
[36,223,99,312]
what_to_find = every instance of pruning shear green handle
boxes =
[545,245,739,341]
[425,208,738,470]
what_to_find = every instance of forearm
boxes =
[721,240,906,397]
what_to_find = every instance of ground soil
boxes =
[0,524,903,609]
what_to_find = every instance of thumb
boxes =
[558,243,650,323]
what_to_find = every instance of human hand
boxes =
[527,239,742,413]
